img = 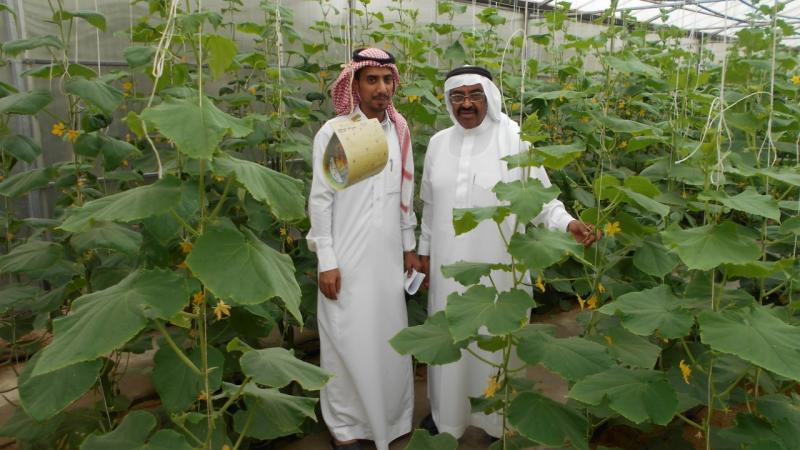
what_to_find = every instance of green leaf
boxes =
[74,133,138,170]
[403,430,458,450]
[446,286,533,341]
[152,346,224,413]
[33,269,193,376]
[141,96,252,160]
[140,430,193,450]
[452,206,510,235]
[0,89,53,115]
[213,155,305,221]
[441,261,503,286]
[699,306,800,381]
[59,176,183,233]
[699,187,781,221]
[65,77,123,116]
[633,238,679,277]
[205,34,237,79]
[493,179,560,223]
[123,46,156,70]
[18,353,102,421]
[614,186,669,216]
[590,111,655,134]
[186,225,302,323]
[661,221,761,270]
[533,141,586,170]
[0,240,64,275]
[0,285,39,313]
[390,311,465,365]
[71,222,142,256]
[508,226,585,271]
[21,63,97,79]
[780,216,800,235]
[568,367,678,425]
[597,286,693,339]
[599,327,661,369]
[517,326,614,381]
[2,35,63,57]
[443,40,467,62]
[239,347,332,390]
[508,392,588,450]
[80,411,155,450]
[604,55,660,78]
[0,167,56,197]
[53,10,106,31]
[0,134,42,163]
[226,383,317,440]
[722,260,793,278]
[759,167,800,187]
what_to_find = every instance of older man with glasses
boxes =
[415,66,599,440]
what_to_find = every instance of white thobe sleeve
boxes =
[529,166,576,233]
[306,125,338,272]
[417,143,434,256]
[401,131,417,253]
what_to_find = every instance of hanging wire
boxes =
[93,0,100,75]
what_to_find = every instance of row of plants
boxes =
[0,0,798,449]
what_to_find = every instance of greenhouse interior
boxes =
[1,0,799,449]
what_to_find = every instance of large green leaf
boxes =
[446,286,533,341]
[604,55,660,78]
[70,222,142,256]
[123,46,156,70]
[1,35,63,57]
[508,226,585,271]
[699,306,800,381]
[141,96,252,160]
[64,77,123,116]
[226,382,317,440]
[139,430,194,450]
[390,311,465,365]
[74,133,138,170]
[0,167,56,197]
[205,34,237,79]
[533,141,586,170]
[517,325,614,381]
[493,179,560,223]
[33,269,193,376]
[0,89,53,115]
[403,430,458,450]
[452,206,510,235]
[186,224,302,322]
[661,221,761,270]
[507,392,588,450]
[699,187,781,221]
[0,285,39,313]
[590,111,655,134]
[59,176,183,233]
[597,326,661,369]
[632,238,679,277]
[0,240,64,275]
[53,10,106,31]
[440,261,506,286]
[759,167,800,187]
[0,134,42,163]
[213,155,305,222]
[80,410,192,450]
[614,186,670,217]
[239,347,331,390]
[597,286,693,339]
[152,345,224,413]
[568,367,678,425]
[18,353,102,421]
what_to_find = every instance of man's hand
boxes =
[319,268,341,300]
[420,255,430,289]
[404,251,422,275]
[567,220,601,247]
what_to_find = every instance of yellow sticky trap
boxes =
[323,117,388,190]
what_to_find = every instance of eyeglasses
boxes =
[449,92,486,104]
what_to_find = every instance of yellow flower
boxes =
[122,159,129,168]
[577,295,586,310]
[587,295,598,310]
[604,221,621,237]
[564,82,574,90]
[180,240,193,254]
[122,81,134,95]
[222,446,231,450]
[192,291,205,306]
[436,93,444,100]
[618,140,628,149]
[679,359,692,384]
[176,261,188,269]
[591,97,598,104]
[66,129,81,142]
[214,299,231,320]
[286,235,294,245]
[484,376,500,398]
[213,175,225,182]
[791,74,800,85]
[511,102,520,111]
[407,95,419,103]
[319,70,329,78]
[604,335,614,346]
[638,109,646,117]
[51,122,66,136]
[248,86,257,95]
[125,133,132,143]
[197,391,208,401]
[617,100,625,109]
[597,282,606,294]
[581,116,590,124]
[535,274,545,293]
[279,227,287,237]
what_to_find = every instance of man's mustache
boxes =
[457,107,477,114]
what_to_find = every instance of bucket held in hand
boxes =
[323,117,388,190]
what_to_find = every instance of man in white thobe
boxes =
[307,48,420,450]
[417,66,599,439]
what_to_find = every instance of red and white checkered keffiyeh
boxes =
[330,48,414,215]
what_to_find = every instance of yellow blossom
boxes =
[180,240,193,254]
[791,74,800,85]
[279,227,287,237]
[581,116,590,124]
[604,335,613,346]
[319,70,329,78]
[407,95,419,103]
[222,446,231,450]
[176,261,188,269]
[436,93,444,100]
[248,86,257,95]
[66,129,80,142]
[192,291,205,305]
[597,283,606,294]
[122,81,134,94]
[564,82,574,90]
[604,221,621,237]
[679,359,692,384]
[286,235,294,245]
[591,97,598,104]
[618,140,628,149]
[214,299,231,320]
[125,133,132,143]
[535,274,545,293]
[213,175,225,182]
[484,376,500,398]
[587,295,598,310]
[511,102,520,111]
[617,100,625,109]
[577,295,586,310]
[638,109,646,117]
[197,391,208,401]
[51,122,66,136]
[122,159,129,168]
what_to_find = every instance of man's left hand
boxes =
[404,251,422,276]
[567,220,601,247]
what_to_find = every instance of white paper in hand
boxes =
[404,269,426,295]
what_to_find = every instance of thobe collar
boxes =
[453,115,495,136]
[352,106,391,128]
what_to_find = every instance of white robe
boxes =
[307,108,416,449]
[418,116,574,439]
